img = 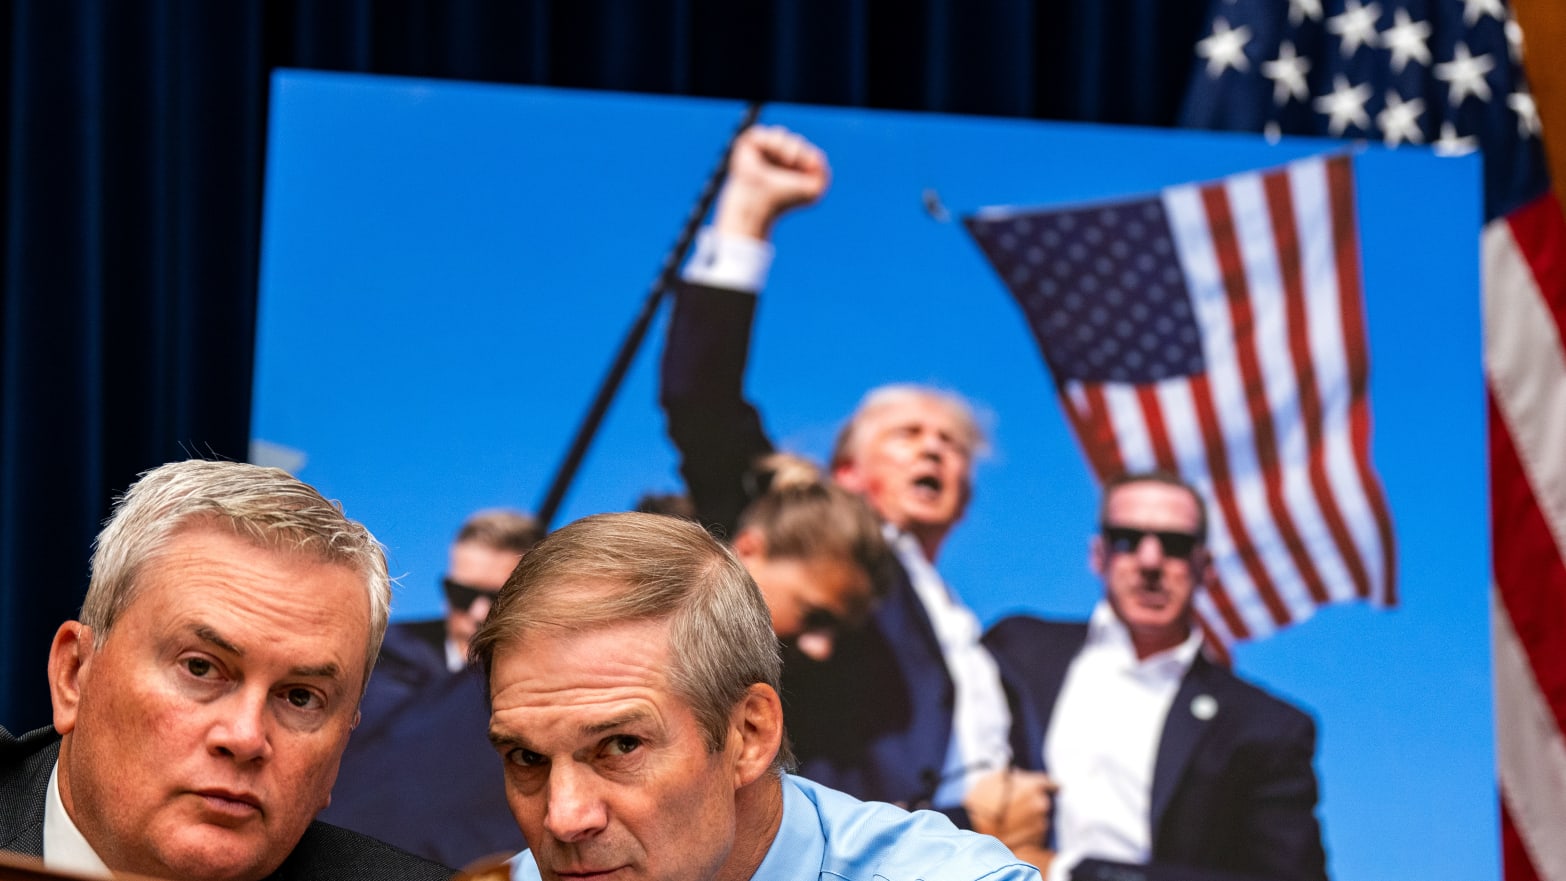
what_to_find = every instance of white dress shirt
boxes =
[681,228,774,291]
[44,761,113,878]
[890,530,1014,808]
[1043,601,1202,881]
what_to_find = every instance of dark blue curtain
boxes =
[0,0,1208,731]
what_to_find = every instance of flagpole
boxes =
[534,101,764,530]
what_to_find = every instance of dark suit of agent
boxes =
[983,472,1329,881]
[0,460,451,881]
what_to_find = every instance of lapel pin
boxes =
[1191,694,1218,720]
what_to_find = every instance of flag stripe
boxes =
[1137,385,1178,469]
[1501,799,1544,881]
[1486,192,1566,881]
[1067,384,1128,479]
[1268,164,1378,603]
[1326,156,1398,605]
[1188,370,1290,629]
[1296,157,1392,604]
[1494,576,1566,881]
[1491,398,1566,737]
[1486,196,1566,561]
[1505,194,1566,339]
[1210,175,1335,609]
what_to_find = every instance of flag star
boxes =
[1314,75,1373,136]
[1433,121,1479,156]
[1289,0,1324,26]
[1505,15,1525,63]
[1263,41,1312,105]
[1376,93,1426,146]
[1435,42,1496,105]
[1197,17,1252,77]
[1382,9,1432,73]
[1463,0,1505,27]
[1327,0,1382,57]
[1509,88,1541,137]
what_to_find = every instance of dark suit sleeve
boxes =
[660,282,775,536]
[269,821,456,880]
[1230,708,1329,881]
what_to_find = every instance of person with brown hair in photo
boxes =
[470,511,1041,881]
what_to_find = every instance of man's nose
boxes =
[543,764,609,843]
[469,594,495,622]
[1135,533,1166,569]
[795,630,835,661]
[209,690,272,763]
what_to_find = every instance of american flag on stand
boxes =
[964,154,1396,650]
[1177,1,1566,879]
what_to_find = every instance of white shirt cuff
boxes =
[681,228,774,292]
[1045,850,1078,881]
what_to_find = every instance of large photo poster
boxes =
[253,70,1489,880]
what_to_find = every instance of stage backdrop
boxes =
[254,70,1489,880]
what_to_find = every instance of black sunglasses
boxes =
[441,577,500,612]
[1101,525,1201,560]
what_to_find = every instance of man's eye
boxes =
[282,687,323,711]
[604,735,641,757]
[507,748,546,768]
[183,657,215,678]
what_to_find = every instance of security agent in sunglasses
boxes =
[318,509,543,868]
[983,471,1329,881]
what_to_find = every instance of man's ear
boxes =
[731,528,766,563]
[729,683,784,788]
[1190,546,1212,586]
[48,622,94,736]
[832,460,864,494]
[1089,533,1106,578]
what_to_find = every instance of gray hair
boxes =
[828,383,987,470]
[84,459,391,689]
[471,511,792,772]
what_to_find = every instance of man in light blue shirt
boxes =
[468,511,1041,881]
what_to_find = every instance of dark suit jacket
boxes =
[318,619,524,868]
[0,725,454,880]
[983,617,1329,881]
[661,282,962,815]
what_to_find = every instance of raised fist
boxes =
[712,125,831,240]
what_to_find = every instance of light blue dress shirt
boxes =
[510,774,1039,881]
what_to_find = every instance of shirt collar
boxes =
[749,776,826,881]
[1083,600,1203,677]
[44,760,113,878]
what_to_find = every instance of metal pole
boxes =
[535,101,764,529]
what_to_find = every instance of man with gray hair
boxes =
[470,511,1040,881]
[661,125,1051,862]
[0,459,452,881]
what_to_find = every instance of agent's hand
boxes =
[964,768,1057,851]
[712,125,830,240]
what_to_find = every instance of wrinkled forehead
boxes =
[852,392,979,450]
